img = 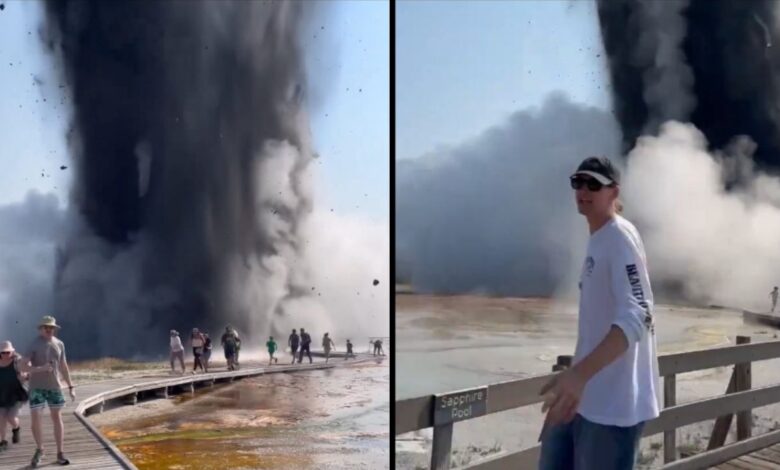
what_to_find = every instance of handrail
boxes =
[396,338,780,470]
[396,340,780,435]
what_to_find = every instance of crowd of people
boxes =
[0,316,370,467]
[168,325,361,374]
[169,325,242,374]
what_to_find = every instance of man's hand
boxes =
[69,386,76,402]
[540,368,587,426]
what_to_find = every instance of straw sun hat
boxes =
[38,316,61,329]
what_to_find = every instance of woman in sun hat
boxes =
[0,340,30,452]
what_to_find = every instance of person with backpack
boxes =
[190,328,205,373]
[288,329,300,364]
[322,333,335,364]
[221,326,239,371]
[228,326,242,369]
[298,328,312,364]
[202,333,212,373]
[266,336,278,365]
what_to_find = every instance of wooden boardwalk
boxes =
[1,356,375,469]
[713,445,780,469]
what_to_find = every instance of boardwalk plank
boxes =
[1,356,373,469]
[734,454,780,469]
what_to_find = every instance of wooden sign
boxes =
[433,386,488,425]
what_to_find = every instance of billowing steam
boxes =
[0,1,388,358]
[397,0,780,312]
[623,122,780,311]
[396,95,619,295]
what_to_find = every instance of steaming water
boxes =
[395,294,777,469]
[396,295,765,399]
[100,362,389,469]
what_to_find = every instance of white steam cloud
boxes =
[398,94,780,312]
[623,121,780,311]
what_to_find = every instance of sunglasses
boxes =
[570,176,614,192]
[0,351,11,356]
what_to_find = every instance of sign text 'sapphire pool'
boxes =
[433,387,488,426]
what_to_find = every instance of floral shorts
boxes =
[29,389,65,410]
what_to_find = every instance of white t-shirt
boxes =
[170,336,184,352]
[574,215,661,427]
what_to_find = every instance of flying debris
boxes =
[754,13,772,48]
[596,0,780,165]
[37,0,319,357]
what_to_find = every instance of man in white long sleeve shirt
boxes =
[538,157,660,470]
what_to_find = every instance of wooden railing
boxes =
[395,337,780,469]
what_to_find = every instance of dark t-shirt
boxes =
[301,333,311,346]
[289,333,300,348]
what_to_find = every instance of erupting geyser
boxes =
[597,0,780,168]
[29,0,324,357]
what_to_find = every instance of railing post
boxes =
[707,371,736,450]
[552,355,572,372]
[430,423,454,470]
[664,374,677,463]
[736,336,752,441]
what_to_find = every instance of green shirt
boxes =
[266,340,277,353]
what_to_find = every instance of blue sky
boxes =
[0,0,388,221]
[396,0,611,161]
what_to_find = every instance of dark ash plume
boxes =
[597,0,780,168]
[32,0,319,358]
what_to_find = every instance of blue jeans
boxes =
[538,414,645,470]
